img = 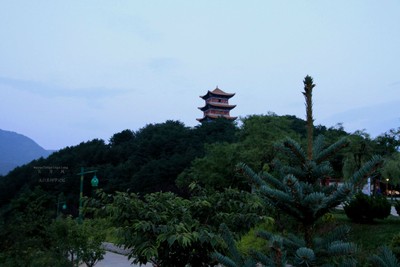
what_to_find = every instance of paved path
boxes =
[79,243,152,267]
[95,251,152,267]
[391,206,398,216]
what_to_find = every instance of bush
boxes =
[236,218,275,256]
[344,192,391,223]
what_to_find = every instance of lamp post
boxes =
[77,167,99,223]
[56,193,67,219]
[386,178,389,196]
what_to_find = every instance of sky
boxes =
[0,1,399,150]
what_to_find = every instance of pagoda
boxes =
[197,87,237,123]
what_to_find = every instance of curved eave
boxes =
[200,90,235,99]
[198,103,236,111]
[196,114,237,122]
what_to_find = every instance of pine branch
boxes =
[214,224,258,267]
[322,183,353,211]
[369,246,400,267]
[313,135,325,157]
[314,137,349,164]
[269,235,287,267]
[284,233,306,252]
[328,241,357,257]
[280,166,307,181]
[314,225,351,250]
[295,247,316,266]
[303,192,326,214]
[312,162,333,181]
[259,171,286,191]
[219,223,242,265]
[283,174,303,201]
[236,163,267,188]
[350,155,383,188]
[212,252,238,267]
[251,250,270,266]
[258,186,304,219]
[277,138,307,164]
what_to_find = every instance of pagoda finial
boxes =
[216,85,219,89]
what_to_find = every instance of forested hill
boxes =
[0,114,397,214]
[0,129,52,175]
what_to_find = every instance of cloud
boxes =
[0,76,130,100]
[320,100,400,136]
[147,57,180,73]
[388,80,400,88]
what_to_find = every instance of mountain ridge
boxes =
[0,129,52,175]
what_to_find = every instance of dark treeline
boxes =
[0,112,399,266]
[0,114,399,215]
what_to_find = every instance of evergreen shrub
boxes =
[344,192,391,223]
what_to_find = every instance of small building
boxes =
[197,87,237,123]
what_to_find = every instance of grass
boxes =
[105,226,120,244]
[237,210,400,263]
[332,210,400,258]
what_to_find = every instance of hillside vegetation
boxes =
[0,107,399,266]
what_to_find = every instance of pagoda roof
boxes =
[196,114,237,122]
[198,102,236,111]
[200,87,235,99]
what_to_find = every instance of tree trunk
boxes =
[304,223,314,249]
[303,75,315,161]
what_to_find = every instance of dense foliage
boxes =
[0,187,106,266]
[90,187,266,266]
[0,76,399,265]
[0,119,238,212]
[344,193,392,223]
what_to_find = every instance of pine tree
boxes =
[216,76,383,266]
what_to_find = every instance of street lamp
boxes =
[77,167,99,223]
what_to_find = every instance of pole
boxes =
[79,167,84,224]
[56,198,60,218]
[77,167,98,224]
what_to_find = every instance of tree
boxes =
[380,153,400,196]
[373,128,400,157]
[50,217,106,267]
[237,114,303,172]
[216,75,383,266]
[341,130,375,181]
[177,114,306,191]
[109,129,135,147]
[98,191,221,267]
[0,186,56,266]
[176,143,246,190]
[94,187,265,267]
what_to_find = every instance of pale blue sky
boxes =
[0,1,399,149]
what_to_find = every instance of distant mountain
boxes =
[0,129,52,175]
